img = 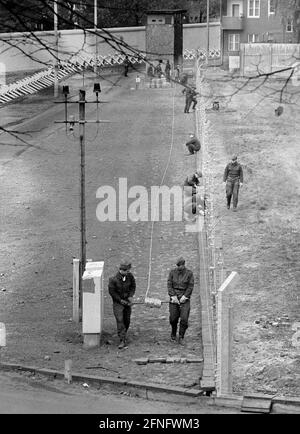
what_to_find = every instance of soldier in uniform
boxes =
[223,155,244,212]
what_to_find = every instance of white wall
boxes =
[0,23,221,73]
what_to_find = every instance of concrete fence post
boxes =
[73,258,80,323]
[216,271,239,396]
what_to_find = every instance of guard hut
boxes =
[146,9,186,69]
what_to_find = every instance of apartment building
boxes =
[221,0,298,67]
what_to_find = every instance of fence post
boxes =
[73,258,80,323]
[216,271,239,396]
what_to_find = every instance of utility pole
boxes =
[206,0,210,65]
[94,0,98,74]
[54,0,59,97]
[55,85,111,320]
[79,90,87,277]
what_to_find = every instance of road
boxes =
[0,371,239,414]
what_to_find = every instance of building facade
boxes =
[221,0,298,67]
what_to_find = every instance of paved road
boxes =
[0,371,238,414]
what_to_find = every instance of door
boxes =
[232,4,240,17]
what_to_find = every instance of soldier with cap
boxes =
[108,261,136,349]
[184,171,203,215]
[223,155,244,212]
[185,133,201,155]
[167,257,194,345]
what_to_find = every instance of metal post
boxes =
[94,0,98,74]
[206,0,210,65]
[79,90,86,285]
[53,0,59,97]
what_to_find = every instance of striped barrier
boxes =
[0,48,220,105]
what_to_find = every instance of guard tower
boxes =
[146,9,186,67]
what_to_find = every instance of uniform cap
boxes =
[119,261,131,271]
[232,155,237,161]
[176,257,185,266]
[195,170,202,178]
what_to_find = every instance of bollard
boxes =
[0,323,6,347]
[82,261,104,349]
[64,359,72,384]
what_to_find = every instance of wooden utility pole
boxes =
[206,0,210,65]
[55,87,111,323]
[54,0,59,97]
[94,0,98,74]
[79,90,87,281]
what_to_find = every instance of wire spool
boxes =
[144,297,162,308]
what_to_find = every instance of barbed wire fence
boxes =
[194,51,227,390]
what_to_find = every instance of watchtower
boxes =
[146,9,186,67]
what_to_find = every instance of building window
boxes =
[228,34,240,51]
[286,18,294,32]
[268,0,275,15]
[248,33,259,42]
[248,0,260,18]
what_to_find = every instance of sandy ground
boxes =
[203,69,300,396]
[0,71,204,390]
[0,66,299,400]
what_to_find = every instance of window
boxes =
[248,0,260,18]
[268,0,275,15]
[286,18,294,32]
[248,33,259,42]
[228,34,240,51]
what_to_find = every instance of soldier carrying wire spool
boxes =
[108,261,136,349]
[167,257,194,345]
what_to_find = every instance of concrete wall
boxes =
[0,23,221,73]
[183,23,221,51]
[240,43,300,76]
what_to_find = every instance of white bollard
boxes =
[0,323,6,347]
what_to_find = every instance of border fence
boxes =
[195,57,236,396]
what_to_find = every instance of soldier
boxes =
[184,86,198,113]
[185,133,201,155]
[164,60,171,82]
[223,155,244,212]
[124,55,130,77]
[184,171,203,215]
[180,72,188,94]
[108,261,136,349]
[167,257,194,345]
